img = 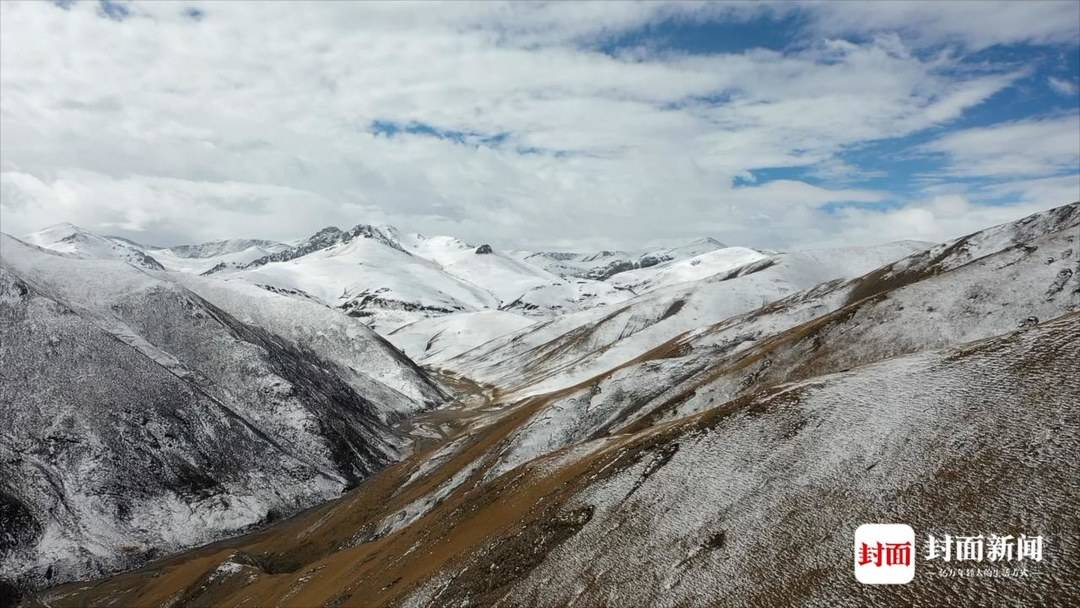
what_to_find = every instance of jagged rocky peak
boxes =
[312,225,344,238]
[346,223,404,251]
[475,244,494,254]
[302,225,349,249]
[242,223,406,269]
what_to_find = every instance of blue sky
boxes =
[1,1,1078,250]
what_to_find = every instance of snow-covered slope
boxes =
[169,273,447,417]
[0,234,435,589]
[21,222,753,343]
[21,223,165,271]
[23,225,292,275]
[164,238,289,259]
[386,310,538,365]
[397,234,563,304]
[606,246,769,294]
[425,313,1079,607]
[147,239,289,274]
[521,237,727,281]
[475,203,1080,479]
[17,224,446,417]
[442,241,930,398]
[221,226,500,333]
[387,229,632,314]
[212,224,638,333]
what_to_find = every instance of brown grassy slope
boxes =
[432,313,1080,607]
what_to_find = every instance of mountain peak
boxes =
[24,222,86,243]
[312,225,344,238]
[688,236,725,247]
[238,223,407,270]
[40,221,81,231]
[20,222,165,271]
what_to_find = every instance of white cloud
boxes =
[820,193,1078,248]
[1048,76,1079,97]
[801,0,1080,50]
[980,174,1080,206]
[0,169,359,245]
[0,1,1074,250]
[920,115,1080,179]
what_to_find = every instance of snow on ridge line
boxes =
[20,223,165,271]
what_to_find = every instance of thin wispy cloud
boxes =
[1048,76,1079,97]
[1,0,1077,250]
[920,115,1080,179]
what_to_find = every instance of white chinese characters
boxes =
[925,534,1044,562]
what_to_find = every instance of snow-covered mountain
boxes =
[520,236,728,281]
[605,246,769,294]
[0,234,445,589]
[199,224,728,332]
[219,224,503,332]
[19,225,292,275]
[165,238,289,259]
[21,223,165,271]
[467,203,1080,480]
[23,223,859,343]
[149,238,290,274]
[439,240,931,398]
[26,202,1079,608]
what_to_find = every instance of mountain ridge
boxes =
[0,234,448,589]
